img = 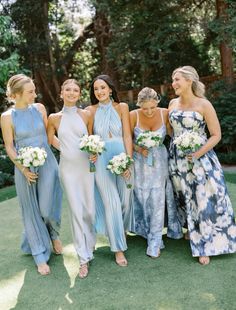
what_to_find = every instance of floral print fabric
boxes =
[169,109,236,257]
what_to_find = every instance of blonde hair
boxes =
[172,66,205,98]
[137,87,160,107]
[6,74,33,99]
[61,79,80,91]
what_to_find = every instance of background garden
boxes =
[0,1,236,309]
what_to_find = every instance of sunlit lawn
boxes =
[0,172,235,310]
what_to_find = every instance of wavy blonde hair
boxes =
[137,87,160,107]
[172,66,205,98]
[61,79,80,91]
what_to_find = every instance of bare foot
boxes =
[52,239,63,254]
[184,231,190,240]
[115,251,128,267]
[37,263,50,275]
[79,263,89,279]
[199,256,210,265]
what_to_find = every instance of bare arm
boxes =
[120,103,133,157]
[47,114,60,150]
[1,112,37,183]
[193,100,221,159]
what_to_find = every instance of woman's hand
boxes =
[122,168,131,180]
[134,144,148,157]
[186,151,200,161]
[89,153,98,163]
[22,168,38,185]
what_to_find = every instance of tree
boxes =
[215,0,234,84]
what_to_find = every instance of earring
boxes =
[109,92,113,101]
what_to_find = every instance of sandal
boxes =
[115,252,128,267]
[199,256,210,265]
[37,263,50,275]
[79,263,89,279]
[52,239,63,255]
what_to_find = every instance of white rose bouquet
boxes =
[16,146,47,175]
[107,152,134,188]
[136,131,162,149]
[79,134,106,172]
[173,131,204,155]
[136,131,162,166]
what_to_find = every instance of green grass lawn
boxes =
[0,172,236,310]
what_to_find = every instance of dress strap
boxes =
[135,110,140,127]
[160,109,164,126]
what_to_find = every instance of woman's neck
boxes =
[99,99,111,105]
[14,101,28,109]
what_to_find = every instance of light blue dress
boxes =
[11,104,62,265]
[93,102,133,252]
[169,109,236,257]
[133,109,182,257]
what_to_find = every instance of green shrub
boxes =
[0,171,14,188]
[208,81,236,154]
[0,144,14,174]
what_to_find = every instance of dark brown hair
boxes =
[90,75,120,105]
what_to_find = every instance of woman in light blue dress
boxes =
[169,66,236,265]
[130,87,182,258]
[48,79,96,279]
[87,75,133,266]
[1,74,62,275]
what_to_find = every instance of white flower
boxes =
[227,226,236,238]
[107,152,133,175]
[182,117,194,128]
[16,146,47,168]
[80,134,105,154]
[136,131,162,149]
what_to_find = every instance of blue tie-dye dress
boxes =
[169,109,236,257]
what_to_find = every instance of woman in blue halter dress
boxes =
[47,79,96,279]
[87,75,133,266]
[169,66,236,265]
[130,87,182,258]
[1,74,62,275]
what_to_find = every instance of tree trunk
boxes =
[216,0,234,85]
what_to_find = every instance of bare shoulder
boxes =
[48,111,62,122]
[80,108,91,117]
[197,98,214,114]
[119,102,129,112]
[1,108,13,119]
[168,98,178,110]
[35,102,46,113]
[85,104,97,115]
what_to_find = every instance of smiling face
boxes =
[14,81,37,105]
[93,79,111,103]
[140,99,157,118]
[172,72,192,96]
[61,82,80,106]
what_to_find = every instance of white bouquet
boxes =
[136,131,162,149]
[16,146,47,173]
[136,131,162,166]
[80,134,105,172]
[173,131,204,155]
[107,152,134,188]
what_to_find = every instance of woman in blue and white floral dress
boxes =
[169,66,236,265]
[130,87,183,258]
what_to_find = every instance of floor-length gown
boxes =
[58,106,95,264]
[11,104,62,265]
[93,102,133,252]
[133,110,182,257]
[169,109,236,257]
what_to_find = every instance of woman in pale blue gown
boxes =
[1,74,62,275]
[48,79,96,278]
[169,66,236,265]
[87,75,133,266]
[130,87,182,258]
